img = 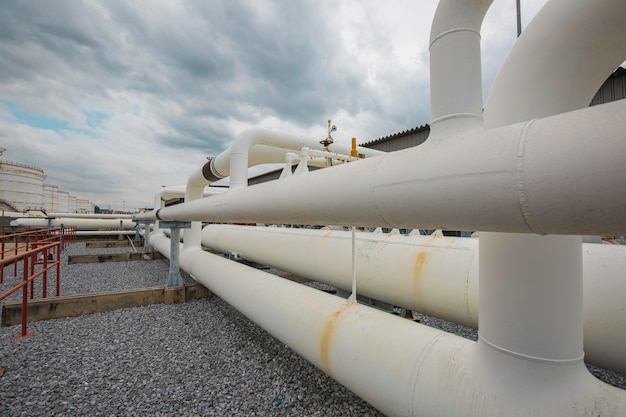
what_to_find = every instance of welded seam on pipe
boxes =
[369,156,392,226]
[516,119,541,234]
[478,334,585,366]
[429,27,481,48]
[430,113,483,127]
[409,332,449,415]
[464,247,478,327]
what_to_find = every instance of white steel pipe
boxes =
[429,0,491,137]
[480,233,584,363]
[10,217,136,230]
[150,100,626,236]
[478,0,626,378]
[47,213,134,219]
[148,233,626,416]
[201,224,626,373]
[75,230,137,236]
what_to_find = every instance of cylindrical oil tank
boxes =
[76,198,92,213]
[43,183,59,213]
[0,161,45,212]
[57,191,69,213]
[68,195,77,213]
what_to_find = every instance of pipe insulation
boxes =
[201,224,626,374]
[150,231,626,416]
[141,99,626,236]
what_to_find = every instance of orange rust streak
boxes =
[413,251,429,303]
[320,304,348,377]
[322,231,333,239]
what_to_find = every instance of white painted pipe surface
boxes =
[429,0,491,137]
[75,230,137,236]
[10,217,136,230]
[478,0,626,379]
[149,100,626,236]
[484,0,626,125]
[201,224,626,373]
[47,213,133,219]
[150,233,626,416]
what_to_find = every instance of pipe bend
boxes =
[429,27,481,49]
[429,0,492,42]
[484,0,626,127]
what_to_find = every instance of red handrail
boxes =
[0,226,76,338]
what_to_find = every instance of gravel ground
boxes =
[1,241,625,416]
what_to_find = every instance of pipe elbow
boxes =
[231,127,269,154]
[429,0,492,46]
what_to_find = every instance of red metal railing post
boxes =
[28,235,35,300]
[13,233,18,277]
[42,245,48,299]
[1,234,4,284]
[55,240,61,297]
[15,255,33,339]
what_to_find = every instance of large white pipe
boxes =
[10,217,136,230]
[140,99,626,236]
[76,230,136,236]
[201,224,626,373]
[478,0,626,383]
[148,232,626,416]
[47,213,134,219]
[429,0,491,137]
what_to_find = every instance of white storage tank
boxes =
[0,160,45,212]
[76,198,92,213]
[57,190,69,213]
[68,195,77,213]
[43,183,59,213]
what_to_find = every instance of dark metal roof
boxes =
[360,123,430,147]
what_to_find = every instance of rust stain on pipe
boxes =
[320,303,350,378]
[413,251,430,303]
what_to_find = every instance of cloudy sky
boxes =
[0,0,551,211]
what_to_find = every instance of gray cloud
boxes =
[0,0,550,209]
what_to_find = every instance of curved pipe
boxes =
[429,0,492,137]
[201,224,626,373]
[484,0,626,127]
[149,100,626,236]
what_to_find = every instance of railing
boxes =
[0,226,77,338]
